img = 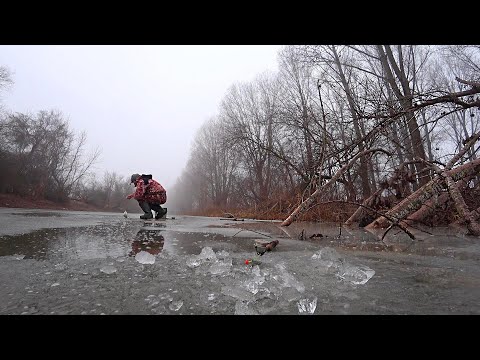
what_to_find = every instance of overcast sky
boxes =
[0,45,283,189]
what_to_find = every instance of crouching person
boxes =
[126,173,167,219]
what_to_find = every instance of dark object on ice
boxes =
[245,258,262,266]
[298,229,306,240]
[254,240,279,256]
[309,233,323,239]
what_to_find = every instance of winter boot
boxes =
[138,201,153,219]
[151,204,167,219]
[157,207,167,219]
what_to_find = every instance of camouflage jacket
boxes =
[129,178,167,204]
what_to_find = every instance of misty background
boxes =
[0,45,281,188]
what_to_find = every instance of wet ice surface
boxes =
[312,247,376,285]
[0,208,480,314]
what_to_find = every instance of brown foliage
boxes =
[0,193,104,212]
[182,193,358,222]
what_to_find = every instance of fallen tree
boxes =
[281,149,391,226]
[366,132,480,235]
[281,77,480,234]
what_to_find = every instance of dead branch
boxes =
[367,131,480,234]
[368,157,480,230]
[417,158,480,236]
[281,148,391,226]
[345,160,419,225]
[324,200,419,241]
[455,77,480,88]
[405,177,471,225]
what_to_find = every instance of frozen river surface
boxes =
[0,208,479,315]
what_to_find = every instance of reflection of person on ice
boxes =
[128,229,165,256]
[126,173,167,219]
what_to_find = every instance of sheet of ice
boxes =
[169,300,183,311]
[221,285,255,302]
[273,263,305,293]
[297,297,317,314]
[100,265,117,274]
[312,247,342,268]
[186,246,217,268]
[234,301,258,315]
[244,279,260,294]
[243,266,266,294]
[336,263,375,285]
[135,251,156,264]
[198,247,217,260]
[312,247,375,285]
[216,250,230,259]
[209,258,232,275]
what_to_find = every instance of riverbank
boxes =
[0,193,104,212]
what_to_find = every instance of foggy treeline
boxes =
[169,45,480,226]
[0,66,140,211]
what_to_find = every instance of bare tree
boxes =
[303,45,374,197]
[221,73,282,205]
[183,116,240,210]
[0,110,100,201]
[168,45,480,233]
[0,66,13,109]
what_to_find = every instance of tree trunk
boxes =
[376,45,429,187]
[282,149,387,226]
[405,178,470,225]
[331,45,371,198]
[344,188,382,225]
[367,158,480,229]
[444,174,480,235]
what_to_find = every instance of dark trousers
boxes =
[138,200,165,215]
